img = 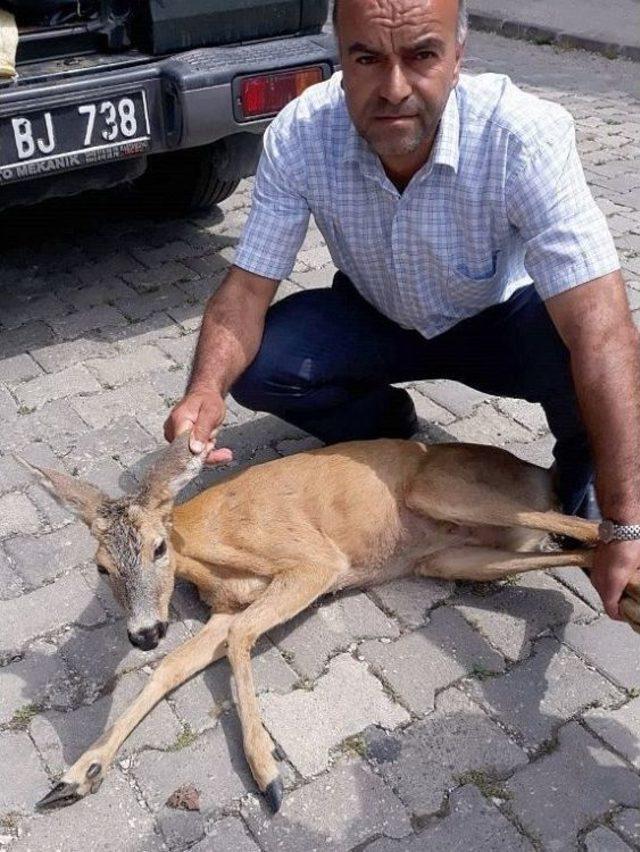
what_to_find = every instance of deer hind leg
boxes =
[415,545,594,583]
[36,613,234,811]
[226,563,340,812]
[406,453,600,545]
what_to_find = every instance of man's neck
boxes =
[379,129,439,192]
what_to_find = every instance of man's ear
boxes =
[19,458,106,526]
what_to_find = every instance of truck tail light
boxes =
[239,66,324,119]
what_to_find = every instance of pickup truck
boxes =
[0,0,336,214]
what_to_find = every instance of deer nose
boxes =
[127,621,166,650]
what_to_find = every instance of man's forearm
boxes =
[570,321,640,520]
[188,266,278,397]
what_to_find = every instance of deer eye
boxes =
[153,540,167,561]
[96,563,109,575]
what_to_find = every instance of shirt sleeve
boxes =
[233,107,311,281]
[505,118,620,300]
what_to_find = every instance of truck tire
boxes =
[133,142,240,215]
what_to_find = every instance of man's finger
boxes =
[191,399,222,452]
[594,569,630,620]
[205,447,234,465]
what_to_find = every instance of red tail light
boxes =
[238,66,324,119]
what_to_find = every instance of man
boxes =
[166,0,640,621]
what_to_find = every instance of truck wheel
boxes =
[133,143,240,215]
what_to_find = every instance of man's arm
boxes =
[164,265,278,461]
[546,270,640,619]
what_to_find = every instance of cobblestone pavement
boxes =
[1,31,640,852]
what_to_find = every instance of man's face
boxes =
[336,0,464,177]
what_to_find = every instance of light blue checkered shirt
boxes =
[234,72,620,338]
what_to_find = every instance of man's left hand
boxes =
[590,539,640,620]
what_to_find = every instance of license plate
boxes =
[0,90,151,185]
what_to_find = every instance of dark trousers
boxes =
[232,272,593,514]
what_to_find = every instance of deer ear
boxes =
[18,459,106,525]
[141,432,206,507]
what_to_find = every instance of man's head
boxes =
[333,0,466,182]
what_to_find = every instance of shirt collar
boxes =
[341,84,460,176]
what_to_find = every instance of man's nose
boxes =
[379,62,412,104]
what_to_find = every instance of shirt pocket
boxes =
[447,251,505,315]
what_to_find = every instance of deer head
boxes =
[23,434,208,651]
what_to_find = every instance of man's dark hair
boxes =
[332,0,469,44]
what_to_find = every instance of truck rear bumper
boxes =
[0,31,336,206]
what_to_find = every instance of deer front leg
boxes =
[36,613,234,811]
[226,565,339,813]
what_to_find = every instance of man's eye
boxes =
[415,51,436,60]
[96,563,109,575]
[154,540,167,560]
[356,56,378,65]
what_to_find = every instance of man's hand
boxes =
[164,387,233,465]
[590,539,640,620]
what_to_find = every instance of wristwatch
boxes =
[598,519,640,543]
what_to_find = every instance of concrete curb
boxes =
[469,11,640,63]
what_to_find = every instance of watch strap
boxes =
[598,519,640,543]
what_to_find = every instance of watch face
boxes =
[599,519,615,543]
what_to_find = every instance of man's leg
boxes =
[418,285,593,515]
[231,273,429,443]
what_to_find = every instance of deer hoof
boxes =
[36,781,82,811]
[264,777,284,813]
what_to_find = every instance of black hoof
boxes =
[272,744,286,761]
[36,781,82,811]
[264,777,284,813]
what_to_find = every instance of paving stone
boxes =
[455,572,593,661]
[0,384,17,421]
[242,759,411,852]
[6,523,95,588]
[0,731,49,812]
[2,295,69,331]
[275,435,324,456]
[584,697,640,769]
[419,380,493,418]
[562,616,640,690]
[149,365,188,405]
[190,816,258,852]
[14,366,101,410]
[117,284,187,323]
[156,333,197,367]
[71,380,166,430]
[62,456,133,497]
[0,572,106,655]
[106,312,182,354]
[0,353,43,385]
[260,654,408,777]
[0,321,56,360]
[269,592,399,680]
[368,577,454,628]
[169,638,298,732]
[363,784,533,852]
[365,687,527,819]
[13,770,162,851]
[31,337,117,374]
[408,386,457,425]
[68,416,157,466]
[0,444,59,496]
[495,397,549,435]
[0,492,40,538]
[506,723,640,851]
[30,670,182,775]
[360,607,504,715]
[222,414,308,460]
[156,807,205,851]
[60,620,190,700]
[446,403,533,446]
[552,565,603,611]
[124,260,199,291]
[48,305,128,339]
[612,809,640,847]
[0,401,89,456]
[131,714,252,814]
[1,639,73,724]
[469,638,621,748]
[86,346,171,388]
[0,547,23,600]
[57,278,137,311]
[584,826,633,851]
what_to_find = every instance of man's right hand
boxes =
[164,387,233,465]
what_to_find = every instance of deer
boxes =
[28,431,640,814]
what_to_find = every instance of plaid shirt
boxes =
[234,72,620,338]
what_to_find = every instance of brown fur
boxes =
[31,435,640,813]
